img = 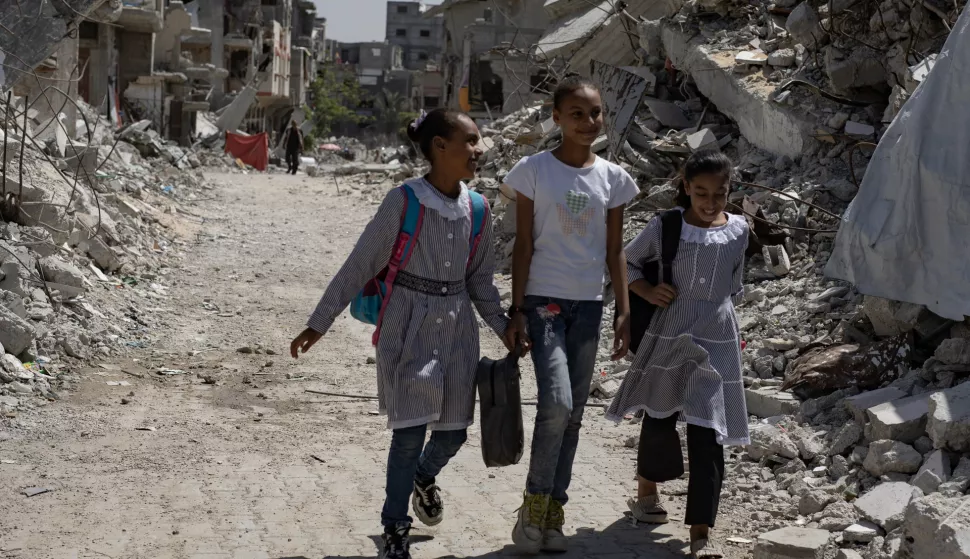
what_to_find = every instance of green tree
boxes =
[376,88,418,138]
[307,65,365,138]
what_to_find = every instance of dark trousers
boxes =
[381,424,467,527]
[285,148,299,174]
[637,414,724,527]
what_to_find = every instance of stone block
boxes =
[0,304,34,357]
[746,387,801,418]
[934,338,970,365]
[836,550,863,559]
[854,481,923,532]
[911,449,951,494]
[864,440,922,476]
[754,527,831,559]
[748,423,799,460]
[842,521,880,544]
[926,381,970,452]
[769,49,796,67]
[38,256,85,289]
[903,493,970,559]
[844,387,906,424]
[867,390,942,444]
[763,245,791,277]
[828,422,863,456]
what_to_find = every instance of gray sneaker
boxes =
[512,492,548,554]
[627,494,669,524]
[541,498,568,552]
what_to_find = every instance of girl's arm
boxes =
[731,227,750,306]
[606,206,631,360]
[467,200,510,338]
[511,192,535,313]
[625,217,660,291]
[306,189,405,335]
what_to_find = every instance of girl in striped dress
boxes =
[290,108,511,559]
[606,150,748,559]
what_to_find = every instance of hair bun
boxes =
[406,121,422,142]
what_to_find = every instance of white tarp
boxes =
[825,4,970,321]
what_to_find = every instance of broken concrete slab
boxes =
[844,121,876,137]
[763,245,791,276]
[661,25,816,157]
[903,493,970,559]
[867,390,942,444]
[926,381,970,452]
[854,481,923,532]
[754,527,831,559]
[842,521,880,544]
[786,3,823,49]
[642,97,691,129]
[737,50,769,66]
[746,387,800,418]
[863,439,923,476]
[769,49,797,68]
[687,128,718,151]
[933,338,970,366]
[912,449,951,494]
[844,387,906,424]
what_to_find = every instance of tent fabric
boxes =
[225,131,268,171]
[825,4,970,321]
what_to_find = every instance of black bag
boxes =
[629,209,683,355]
[476,347,524,467]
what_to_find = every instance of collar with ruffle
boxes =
[675,207,747,245]
[406,177,470,222]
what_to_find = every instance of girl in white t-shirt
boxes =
[502,75,640,553]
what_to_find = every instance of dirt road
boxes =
[0,171,747,559]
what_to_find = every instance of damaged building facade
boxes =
[10,0,312,148]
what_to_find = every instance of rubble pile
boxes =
[0,97,213,414]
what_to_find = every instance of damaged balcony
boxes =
[117,0,164,33]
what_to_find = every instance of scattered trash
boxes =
[22,487,52,497]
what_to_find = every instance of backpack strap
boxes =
[466,190,488,267]
[372,184,425,346]
[658,209,683,285]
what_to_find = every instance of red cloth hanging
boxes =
[225,131,268,171]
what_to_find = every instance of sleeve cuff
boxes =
[307,312,336,336]
[486,314,510,339]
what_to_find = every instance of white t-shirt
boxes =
[505,151,640,301]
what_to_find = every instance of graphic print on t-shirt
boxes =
[557,189,594,236]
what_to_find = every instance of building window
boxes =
[530,70,553,94]
[483,8,493,22]
[424,96,440,108]
[418,52,429,61]
[397,5,408,13]
[371,48,382,57]
[396,28,407,37]
[420,29,431,38]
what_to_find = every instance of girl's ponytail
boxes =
[407,108,465,163]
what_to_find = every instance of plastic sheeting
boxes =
[225,132,268,171]
[824,4,970,321]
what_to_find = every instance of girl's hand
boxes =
[612,313,630,361]
[644,283,677,308]
[290,328,323,358]
[503,313,532,353]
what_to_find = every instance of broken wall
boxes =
[118,30,155,95]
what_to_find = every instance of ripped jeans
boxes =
[523,295,604,504]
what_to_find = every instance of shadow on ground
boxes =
[286,514,688,559]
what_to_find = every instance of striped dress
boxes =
[307,178,509,431]
[606,210,751,446]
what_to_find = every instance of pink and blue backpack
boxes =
[350,182,489,345]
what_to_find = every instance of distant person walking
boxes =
[284,120,304,175]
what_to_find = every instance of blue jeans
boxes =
[381,424,468,527]
[523,295,604,504]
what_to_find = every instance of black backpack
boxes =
[476,347,525,467]
[629,209,683,355]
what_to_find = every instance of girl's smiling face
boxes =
[431,114,484,180]
[684,173,730,225]
[553,86,604,147]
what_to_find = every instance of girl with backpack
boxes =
[290,108,512,559]
[501,76,640,553]
[607,149,749,559]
